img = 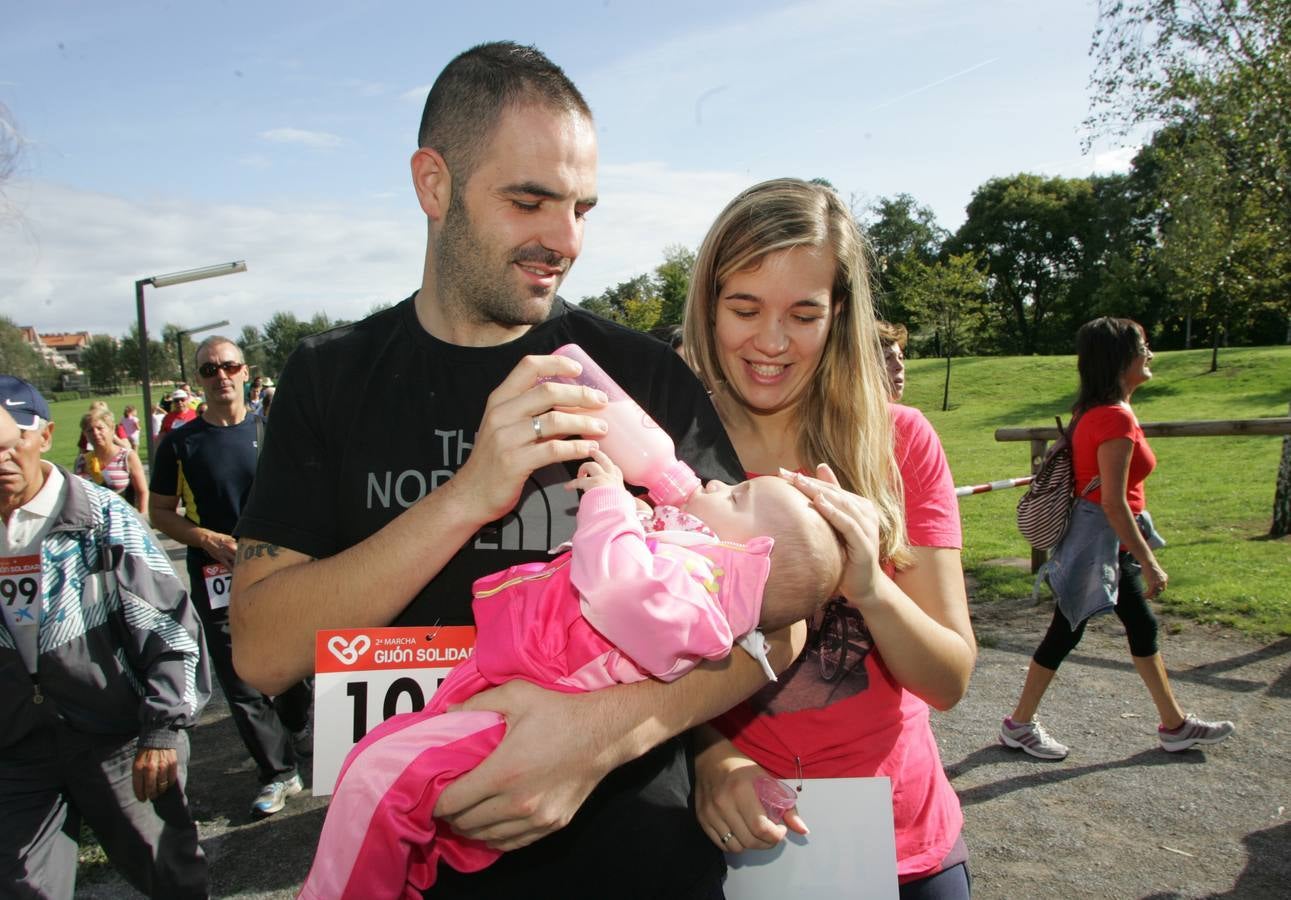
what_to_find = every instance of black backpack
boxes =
[1016,416,1100,551]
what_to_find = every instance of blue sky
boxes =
[1,0,1138,340]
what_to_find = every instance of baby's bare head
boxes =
[684,476,844,631]
[752,478,845,631]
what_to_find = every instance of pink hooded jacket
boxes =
[300,485,774,899]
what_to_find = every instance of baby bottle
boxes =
[548,344,700,507]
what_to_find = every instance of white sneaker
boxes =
[252,773,303,816]
[1158,714,1235,752]
[999,716,1069,760]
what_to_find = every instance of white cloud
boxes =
[559,161,750,302]
[0,180,422,338]
[1090,145,1139,173]
[1031,142,1142,180]
[259,128,344,149]
[401,84,433,104]
[0,156,771,341]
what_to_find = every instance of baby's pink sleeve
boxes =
[572,486,736,681]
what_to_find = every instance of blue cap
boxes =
[0,375,51,430]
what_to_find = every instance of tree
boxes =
[260,311,335,377]
[118,322,174,387]
[655,245,696,327]
[163,324,200,383]
[80,335,120,390]
[578,275,662,331]
[238,325,269,379]
[862,194,947,325]
[891,253,988,409]
[1081,169,1169,336]
[952,174,1101,355]
[0,317,57,389]
[1133,119,1286,362]
[1087,0,1291,346]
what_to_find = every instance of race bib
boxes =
[0,555,42,673]
[312,625,477,795]
[202,563,233,609]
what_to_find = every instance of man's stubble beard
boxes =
[435,190,566,330]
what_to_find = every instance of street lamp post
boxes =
[175,320,230,384]
[136,261,246,462]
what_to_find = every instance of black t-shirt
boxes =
[237,295,742,898]
[151,414,258,580]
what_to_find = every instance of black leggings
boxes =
[1033,550,1160,670]
[900,863,971,900]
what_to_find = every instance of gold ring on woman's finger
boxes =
[532,416,543,439]
[719,831,734,844]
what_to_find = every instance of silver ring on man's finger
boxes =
[719,831,734,844]
[532,416,543,439]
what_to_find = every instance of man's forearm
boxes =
[230,473,488,694]
[149,505,213,552]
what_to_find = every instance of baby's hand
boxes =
[566,448,624,492]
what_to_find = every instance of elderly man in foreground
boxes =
[0,376,211,899]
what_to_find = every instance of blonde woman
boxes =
[684,179,975,897]
[74,407,149,515]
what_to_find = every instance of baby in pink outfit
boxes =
[301,451,843,900]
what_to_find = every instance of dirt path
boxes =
[75,564,1290,898]
[938,593,1290,899]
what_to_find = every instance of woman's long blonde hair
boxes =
[683,178,909,564]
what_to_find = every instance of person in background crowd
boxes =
[999,316,1235,760]
[256,386,274,422]
[149,338,313,817]
[684,179,975,898]
[231,41,788,899]
[149,403,165,443]
[74,406,149,516]
[878,320,908,402]
[159,390,196,436]
[176,384,200,410]
[0,377,210,898]
[246,376,264,411]
[120,404,141,450]
[76,400,131,455]
[649,323,685,355]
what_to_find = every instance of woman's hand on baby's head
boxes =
[565,448,624,492]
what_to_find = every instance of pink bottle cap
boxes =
[755,776,799,823]
[647,458,701,507]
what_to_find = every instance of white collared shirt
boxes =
[1,463,64,671]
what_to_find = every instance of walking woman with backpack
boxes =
[999,316,1234,760]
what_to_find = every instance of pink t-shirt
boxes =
[714,403,963,881]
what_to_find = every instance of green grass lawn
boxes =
[45,390,152,467]
[904,346,1291,637]
[36,350,1291,637]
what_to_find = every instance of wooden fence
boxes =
[995,416,1291,572]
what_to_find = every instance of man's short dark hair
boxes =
[417,41,592,185]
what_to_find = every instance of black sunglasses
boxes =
[198,361,245,378]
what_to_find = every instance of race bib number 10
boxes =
[312,625,476,795]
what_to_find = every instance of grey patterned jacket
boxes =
[0,466,211,751]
